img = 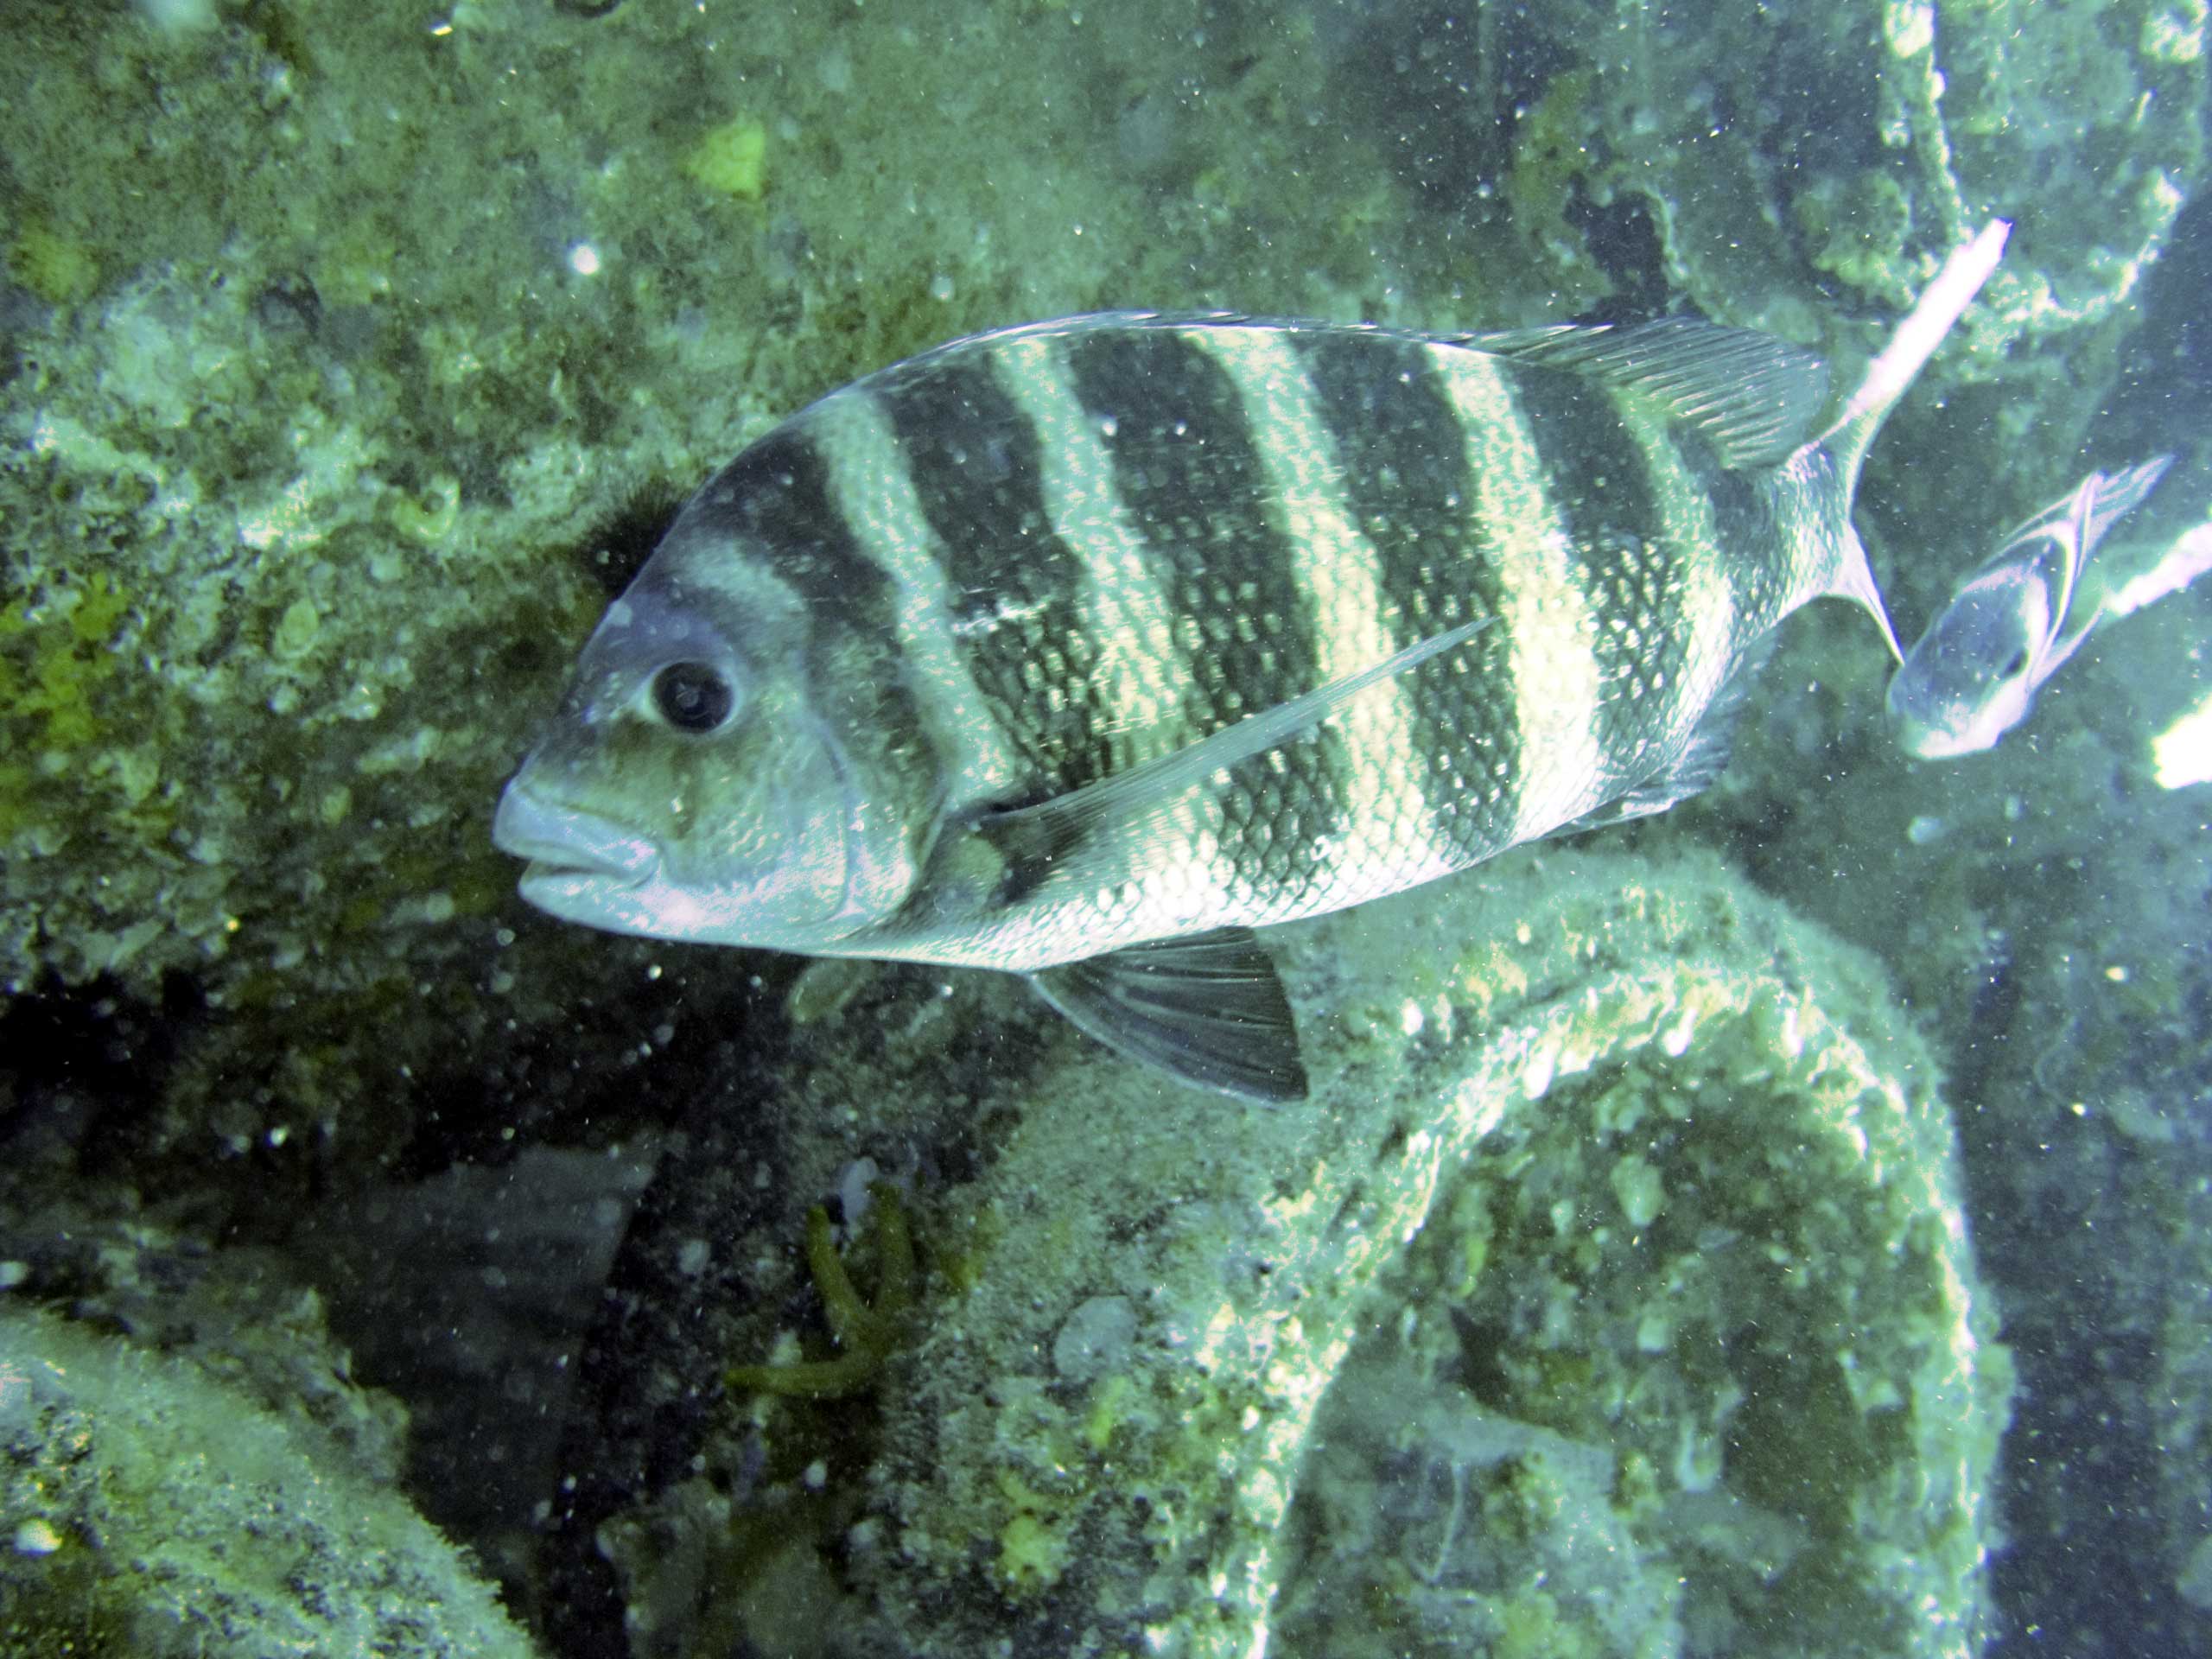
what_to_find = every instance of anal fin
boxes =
[1028,927,1307,1102]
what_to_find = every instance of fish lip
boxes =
[493,785,660,887]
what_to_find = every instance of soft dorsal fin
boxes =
[1468,318,1831,471]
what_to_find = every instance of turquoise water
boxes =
[0,3,2206,1655]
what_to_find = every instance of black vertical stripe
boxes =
[870,350,1114,795]
[1707,459,1786,637]
[1503,361,1694,781]
[1061,324,1350,910]
[1295,330,1526,864]
[687,425,920,741]
[699,425,895,625]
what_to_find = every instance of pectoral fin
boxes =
[1028,928,1306,1102]
[982,616,1486,861]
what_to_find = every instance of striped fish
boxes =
[494,223,2011,1100]
[1888,454,2173,758]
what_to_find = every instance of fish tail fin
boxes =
[1804,219,2009,664]
[1834,524,1907,664]
[1815,219,2011,488]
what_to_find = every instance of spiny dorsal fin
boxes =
[1029,928,1306,1102]
[1469,318,1831,471]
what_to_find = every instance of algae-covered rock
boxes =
[0,1305,539,1659]
[1273,916,2011,1659]
[1540,0,2200,350]
[676,849,2009,1658]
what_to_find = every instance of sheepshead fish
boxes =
[495,223,2011,1100]
[1889,455,2174,758]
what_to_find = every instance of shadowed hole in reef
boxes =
[1563,189,1671,323]
[1329,3,1578,220]
[570,479,690,599]
[0,969,198,1170]
[2099,185,2212,468]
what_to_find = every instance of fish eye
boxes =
[650,660,736,733]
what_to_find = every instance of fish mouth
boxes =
[493,785,660,891]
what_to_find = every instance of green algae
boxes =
[725,1186,918,1400]
[0,573,132,737]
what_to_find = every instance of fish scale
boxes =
[494,224,2012,1099]
[1059,326,1354,926]
[808,387,1027,815]
[987,333,1191,776]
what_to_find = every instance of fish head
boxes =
[493,518,925,950]
[1885,565,2055,759]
